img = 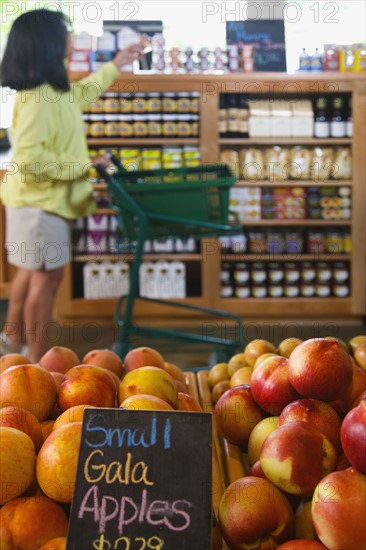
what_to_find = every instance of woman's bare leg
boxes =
[2,268,31,348]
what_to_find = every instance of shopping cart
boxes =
[96,154,246,361]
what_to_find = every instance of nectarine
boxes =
[39,345,80,375]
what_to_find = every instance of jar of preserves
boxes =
[233,263,250,283]
[162,114,178,138]
[325,232,343,254]
[221,281,234,298]
[268,263,284,283]
[316,283,331,297]
[301,262,316,282]
[147,114,162,137]
[191,114,199,136]
[103,93,120,113]
[220,262,231,283]
[120,94,133,113]
[316,262,332,282]
[248,232,266,254]
[132,92,147,114]
[88,114,105,138]
[268,284,284,298]
[333,283,349,297]
[251,262,267,284]
[133,114,148,137]
[176,114,193,137]
[177,92,191,113]
[284,284,300,298]
[146,92,161,113]
[118,115,134,138]
[90,98,104,113]
[284,263,301,283]
[251,284,267,298]
[235,283,251,298]
[332,262,349,282]
[190,92,200,113]
[301,283,316,297]
[307,232,325,254]
[162,92,177,112]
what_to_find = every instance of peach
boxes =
[0,363,57,421]
[41,420,55,442]
[214,385,263,447]
[39,537,67,550]
[0,352,30,374]
[288,338,353,402]
[247,416,279,465]
[0,427,36,505]
[349,334,366,354]
[253,352,278,370]
[227,352,249,376]
[36,421,82,503]
[0,496,68,550]
[218,476,295,549]
[229,366,253,387]
[354,342,366,371]
[39,345,80,375]
[0,405,43,452]
[48,371,64,420]
[278,337,303,358]
[295,499,317,540]
[118,366,178,408]
[312,467,366,550]
[244,339,277,367]
[251,355,300,415]
[279,398,342,452]
[176,392,203,412]
[53,404,96,431]
[163,361,186,384]
[58,364,116,411]
[211,379,230,403]
[123,346,165,372]
[82,348,124,378]
[260,421,337,497]
[119,394,174,411]
[207,362,229,388]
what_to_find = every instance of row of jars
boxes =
[86,92,201,115]
[84,113,200,139]
[220,261,351,299]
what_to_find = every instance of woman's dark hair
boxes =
[0,9,71,91]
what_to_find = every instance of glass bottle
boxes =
[346,96,353,138]
[314,97,330,138]
[330,96,346,138]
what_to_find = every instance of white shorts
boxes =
[5,206,72,270]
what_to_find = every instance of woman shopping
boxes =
[0,9,145,362]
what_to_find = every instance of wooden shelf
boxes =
[73,254,202,263]
[239,220,351,227]
[235,180,352,187]
[221,254,351,262]
[220,138,352,146]
[88,138,200,146]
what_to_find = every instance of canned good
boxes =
[307,232,326,254]
[325,232,343,254]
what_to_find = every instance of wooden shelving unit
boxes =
[1,71,365,324]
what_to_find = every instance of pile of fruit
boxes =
[0,345,202,550]
[208,335,366,550]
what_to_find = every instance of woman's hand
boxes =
[91,155,111,168]
[113,41,147,69]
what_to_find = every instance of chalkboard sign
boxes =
[226,20,287,72]
[66,409,212,550]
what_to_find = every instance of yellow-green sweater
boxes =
[0,61,120,219]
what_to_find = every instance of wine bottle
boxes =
[314,96,330,138]
[330,96,346,138]
[346,96,353,138]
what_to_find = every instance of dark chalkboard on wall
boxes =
[66,408,213,550]
[226,20,287,72]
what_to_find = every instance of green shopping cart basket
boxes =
[95,155,246,361]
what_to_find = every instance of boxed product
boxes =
[68,51,91,74]
[99,261,116,298]
[239,148,265,181]
[170,261,186,298]
[229,186,261,222]
[262,187,306,220]
[139,261,157,298]
[85,231,108,255]
[291,100,314,137]
[83,262,102,298]
[270,100,292,137]
[248,100,271,137]
[112,261,130,297]
[87,214,109,231]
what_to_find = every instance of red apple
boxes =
[340,399,366,473]
[123,346,165,372]
[288,338,353,402]
[260,421,337,497]
[251,355,300,415]
[39,346,80,375]
[312,467,366,550]
[279,398,342,452]
[58,364,116,411]
[218,476,295,549]
[214,385,263,447]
